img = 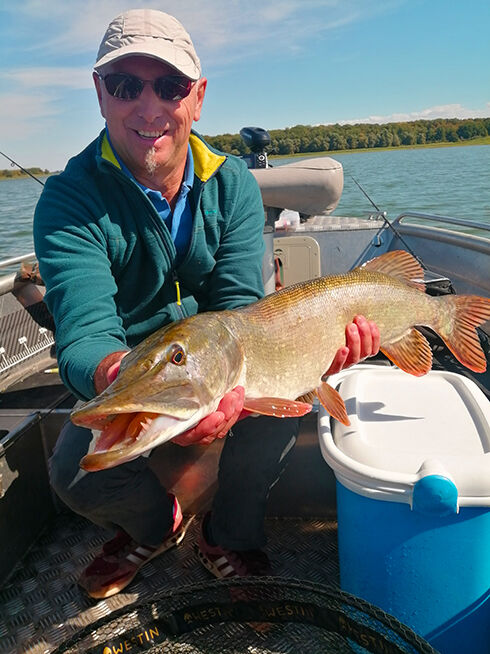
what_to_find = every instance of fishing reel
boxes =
[240,127,271,169]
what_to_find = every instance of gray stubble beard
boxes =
[144,147,158,176]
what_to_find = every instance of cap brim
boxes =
[94,44,201,80]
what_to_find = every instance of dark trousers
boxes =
[49,415,299,548]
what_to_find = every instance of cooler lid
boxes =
[318,366,490,508]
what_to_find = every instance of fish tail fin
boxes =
[435,295,490,372]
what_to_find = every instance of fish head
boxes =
[71,312,243,470]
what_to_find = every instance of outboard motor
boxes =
[238,125,344,295]
[239,127,271,169]
[239,127,274,292]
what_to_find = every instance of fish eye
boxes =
[170,345,186,365]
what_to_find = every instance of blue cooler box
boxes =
[318,366,490,654]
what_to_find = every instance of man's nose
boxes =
[135,83,167,122]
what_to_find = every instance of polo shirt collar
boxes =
[104,128,194,196]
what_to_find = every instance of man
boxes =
[34,8,379,599]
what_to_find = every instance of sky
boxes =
[0,0,489,171]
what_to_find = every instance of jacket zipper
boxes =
[110,169,185,318]
[169,179,205,320]
[172,269,185,319]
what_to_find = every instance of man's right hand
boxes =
[172,386,246,447]
[93,351,128,394]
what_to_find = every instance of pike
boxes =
[72,251,490,471]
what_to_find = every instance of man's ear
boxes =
[93,71,106,118]
[193,77,207,122]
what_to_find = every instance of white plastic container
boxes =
[318,365,490,654]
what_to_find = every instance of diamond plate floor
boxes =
[0,513,339,654]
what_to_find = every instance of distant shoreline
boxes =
[0,172,55,182]
[1,136,488,180]
[268,135,490,160]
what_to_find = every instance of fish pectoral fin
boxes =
[243,397,312,418]
[315,382,350,426]
[380,328,432,376]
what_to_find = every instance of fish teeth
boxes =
[135,418,153,440]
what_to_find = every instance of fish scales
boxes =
[227,268,437,399]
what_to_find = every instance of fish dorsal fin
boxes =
[243,397,313,418]
[381,327,432,376]
[361,250,425,291]
[315,382,350,426]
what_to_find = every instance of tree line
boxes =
[0,167,50,179]
[1,117,487,175]
[204,117,490,156]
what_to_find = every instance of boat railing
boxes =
[0,251,37,270]
[389,211,490,298]
[0,252,36,297]
[391,211,490,235]
[0,251,55,388]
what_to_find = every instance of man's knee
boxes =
[231,415,300,451]
[48,421,96,513]
[49,452,90,514]
[219,416,300,480]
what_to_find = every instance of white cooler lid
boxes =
[318,366,490,508]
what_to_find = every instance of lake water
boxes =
[0,144,488,266]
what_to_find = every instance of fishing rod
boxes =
[350,175,427,270]
[0,150,45,186]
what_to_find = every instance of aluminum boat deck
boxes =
[0,514,340,653]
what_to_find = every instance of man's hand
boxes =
[172,386,246,446]
[324,315,380,376]
[93,351,128,394]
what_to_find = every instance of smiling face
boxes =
[94,55,206,189]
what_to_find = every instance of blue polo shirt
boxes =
[106,130,194,265]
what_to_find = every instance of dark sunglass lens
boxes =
[104,74,142,100]
[155,76,192,101]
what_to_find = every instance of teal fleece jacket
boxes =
[33,130,265,400]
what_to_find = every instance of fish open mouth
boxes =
[75,405,202,473]
[78,410,187,471]
[92,411,161,453]
[71,379,210,471]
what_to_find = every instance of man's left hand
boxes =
[324,315,380,376]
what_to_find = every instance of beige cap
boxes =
[94,9,201,80]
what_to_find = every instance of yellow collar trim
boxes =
[189,133,226,182]
[101,132,121,169]
[100,131,225,181]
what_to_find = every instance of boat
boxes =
[0,128,489,654]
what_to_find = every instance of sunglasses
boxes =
[97,72,194,102]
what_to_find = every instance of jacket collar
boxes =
[189,132,226,182]
[100,131,121,169]
[99,130,226,183]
